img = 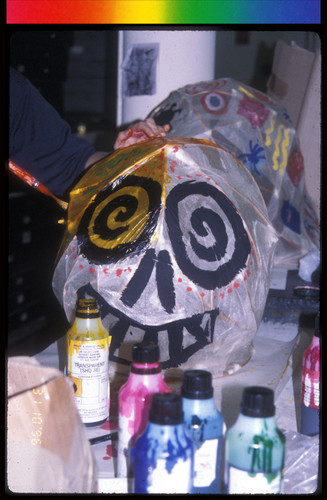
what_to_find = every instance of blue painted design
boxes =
[133,422,193,493]
[281,200,301,234]
[282,110,293,126]
[238,140,266,177]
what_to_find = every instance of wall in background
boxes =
[116,30,216,126]
[10,29,321,145]
[214,30,320,92]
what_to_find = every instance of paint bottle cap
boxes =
[181,370,213,399]
[75,298,99,318]
[149,393,184,425]
[240,386,275,418]
[132,341,160,364]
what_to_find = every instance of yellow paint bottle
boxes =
[66,298,111,426]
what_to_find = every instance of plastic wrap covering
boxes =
[52,137,278,377]
[149,78,319,265]
[283,430,320,494]
[7,357,97,493]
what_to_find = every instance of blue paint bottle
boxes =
[181,370,224,493]
[133,392,193,494]
[225,386,285,494]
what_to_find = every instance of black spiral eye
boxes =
[77,175,162,264]
[201,91,228,115]
[165,181,251,290]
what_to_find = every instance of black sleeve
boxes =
[9,66,97,197]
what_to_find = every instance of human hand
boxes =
[114,118,170,150]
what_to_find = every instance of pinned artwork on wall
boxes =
[121,43,159,97]
[52,138,278,377]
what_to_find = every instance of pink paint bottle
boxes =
[117,341,171,481]
[300,313,320,436]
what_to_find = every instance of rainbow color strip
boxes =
[7,0,320,24]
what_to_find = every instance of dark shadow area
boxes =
[250,40,276,92]
[7,30,119,356]
[7,174,69,356]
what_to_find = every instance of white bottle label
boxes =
[147,458,192,493]
[67,338,109,423]
[227,465,282,494]
[302,372,320,409]
[193,438,218,487]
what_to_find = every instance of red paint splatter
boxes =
[247,270,251,277]
[187,287,192,292]
[79,264,84,269]
[201,293,205,297]
[220,293,224,299]
[233,282,240,289]
[228,288,233,294]
[100,419,118,431]
[103,268,110,275]
[89,268,95,274]
[177,175,182,180]
[178,278,182,282]
[73,254,77,260]
[116,269,123,277]
[102,443,117,460]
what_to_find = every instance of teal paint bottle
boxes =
[225,386,285,494]
[181,370,224,493]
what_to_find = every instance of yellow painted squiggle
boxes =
[272,125,283,171]
[279,129,290,176]
[265,116,275,147]
[238,85,254,99]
